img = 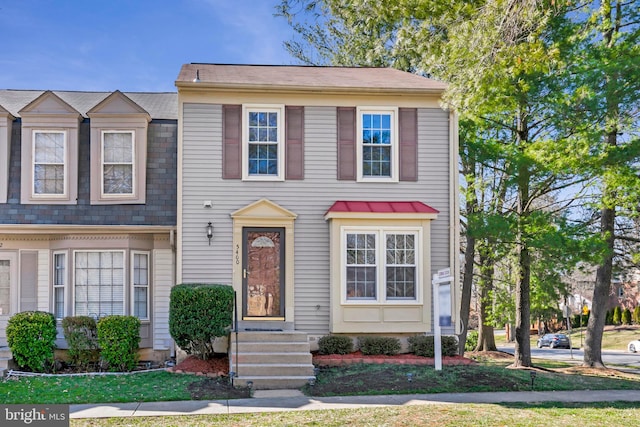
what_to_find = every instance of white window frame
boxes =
[356,107,399,183]
[341,226,422,305]
[131,251,150,320]
[52,251,67,320]
[242,104,285,181]
[73,250,126,317]
[32,130,67,198]
[101,130,135,198]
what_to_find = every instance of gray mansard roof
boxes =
[0,90,177,120]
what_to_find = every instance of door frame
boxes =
[230,199,297,327]
[242,227,285,320]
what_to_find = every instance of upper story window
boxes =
[242,105,284,181]
[102,131,134,196]
[356,107,399,182]
[88,91,149,204]
[19,91,80,205]
[33,131,66,196]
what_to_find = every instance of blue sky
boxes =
[0,0,297,92]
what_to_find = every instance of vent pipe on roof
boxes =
[193,69,200,83]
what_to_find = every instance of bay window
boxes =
[343,228,420,303]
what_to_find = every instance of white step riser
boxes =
[231,332,309,343]
[236,364,314,377]
[234,376,313,390]
[234,342,310,353]
[235,353,312,364]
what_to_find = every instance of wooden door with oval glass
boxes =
[242,228,285,319]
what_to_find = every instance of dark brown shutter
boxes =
[285,106,304,180]
[337,107,356,180]
[222,104,242,179]
[399,108,418,181]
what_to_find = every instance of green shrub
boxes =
[634,306,640,324]
[358,336,401,355]
[465,330,478,352]
[62,316,99,369]
[622,308,632,325]
[606,309,614,325]
[317,335,353,355]
[613,306,622,325]
[97,315,140,372]
[169,283,234,360]
[6,311,57,372]
[408,335,459,357]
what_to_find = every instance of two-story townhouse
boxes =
[0,89,177,363]
[176,64,460,388]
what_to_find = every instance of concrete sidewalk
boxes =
[70,389,640,419]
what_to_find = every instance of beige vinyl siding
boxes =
[180,104,451,335]
[36,249,49,313]
[153,248,174,350]
[419,108,450,272]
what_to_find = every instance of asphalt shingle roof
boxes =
[176,64,447,93]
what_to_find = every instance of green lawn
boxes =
[0,371,247,404]
[69,402,640,427]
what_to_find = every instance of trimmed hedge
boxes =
[408,335,458,357]
[62,316,99,369]
[169,283,234,360]
[358,336,401,356]
[6,311,57,372]
[97,315,140,372]
[317,335,353,355]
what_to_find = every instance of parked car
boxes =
[537,333,571,349]
[628,338,640,353]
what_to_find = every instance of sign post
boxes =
[432,268,453,371]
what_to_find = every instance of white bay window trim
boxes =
[131,251,150,320]
[52,251,67,320]
[73,250,126,317]
[341,226,422,305]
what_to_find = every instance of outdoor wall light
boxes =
[206,222,213,245]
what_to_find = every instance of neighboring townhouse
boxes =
[176,64,460,387]
[0,89,177,362]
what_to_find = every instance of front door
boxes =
[0,252,18,346]
[242,228,285,319]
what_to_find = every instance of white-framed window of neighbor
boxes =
[32,130,67,198]
[131,251,149,320]
[101,130,135,197]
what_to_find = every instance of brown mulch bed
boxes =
[313,350,476,367]
[170,354,229,377]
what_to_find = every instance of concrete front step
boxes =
[234,341,311,353]
[234,375,314,390]
[230,331,315,390]
[0,347,13,375]
[236,352,312,364]
[234,363,314,377]
[234,331,309,342]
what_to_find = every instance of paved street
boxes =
[498,343,640,371]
